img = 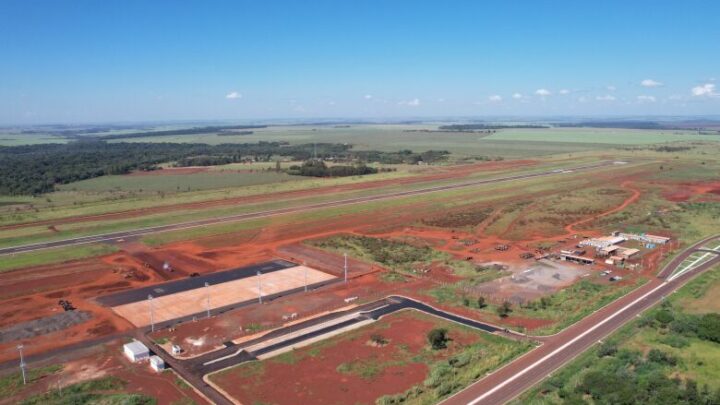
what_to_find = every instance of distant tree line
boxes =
[351,149,449,165]
[438,124,548,131]
[554,121,664,129]
[286,160,382,177]
[98,125,267,140]
[0,141,448,195]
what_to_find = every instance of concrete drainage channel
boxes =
[143,295,508,404]
[178,296,505,377]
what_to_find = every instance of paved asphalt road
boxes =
[96,259,295,306]
[440,236,720,405]
[0,160,618,256]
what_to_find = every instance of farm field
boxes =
[208,310,533,405]
[485,127,715,144]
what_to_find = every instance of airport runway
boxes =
[440,236,720,405]
[0,160,619,256]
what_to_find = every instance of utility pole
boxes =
[17,345,26,385]
[257,271,263,304]
[344,253,348,283]
[148,294,154,333]
[204,282,210,319]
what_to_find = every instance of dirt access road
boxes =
[440,235,720,405]
[0,160,618,256]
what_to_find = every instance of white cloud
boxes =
[691,83,717,97]
[535,88,551,96]
[577,96,588,103]
[364,94,373,100]
[596,95,616,101]
[641,79,663,88]
[225,91,241,99]
[327,101,336,106]
[437,98,446,102]
[512,93,523,99]
[607,85,617,91]
[559,89,570,95]
[399,98,420,106]
[488,95,502,102]
[637,95,656,103]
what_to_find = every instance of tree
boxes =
[427,328,449,350]
[477,296,487,308]
[497,301,513,318]
[698,313,720,343]
[655,309,674,325]
[370,334,387,345]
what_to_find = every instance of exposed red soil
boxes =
[211,311,482,405]
[0,159,538,231]
[1,338,207,405]
[659,180,720,202]
[0,165,676,365]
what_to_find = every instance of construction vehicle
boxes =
[58,300,75,311]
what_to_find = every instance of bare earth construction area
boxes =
[103,261,337,327]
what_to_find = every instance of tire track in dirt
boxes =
[563,180,641,235]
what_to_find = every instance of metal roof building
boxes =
[123,340,150,363]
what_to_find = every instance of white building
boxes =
[579,236,626,249]
[123,340,150,362]
[149,355,166,372]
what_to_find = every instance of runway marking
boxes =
[467,280,668,405]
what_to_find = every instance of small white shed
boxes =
[123,340,150,362]
[149,355,166,372]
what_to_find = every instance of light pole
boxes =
[148,294,154,333]
[17,344,26,385]
[205,282,211,319]
[344,253,348,283]
[257,271,263,303]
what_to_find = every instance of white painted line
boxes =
[669,252,713,281]
[467,281,667,405]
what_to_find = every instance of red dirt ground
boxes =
[1,338,207,405]
[210,310,483,405]
[1,165,679,365]
[659,180,720,202]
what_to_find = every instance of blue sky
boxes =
[1,0,719,124]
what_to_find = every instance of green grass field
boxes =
[57,170,300,193]
[486,127,716,144]
[0,244,118,273]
